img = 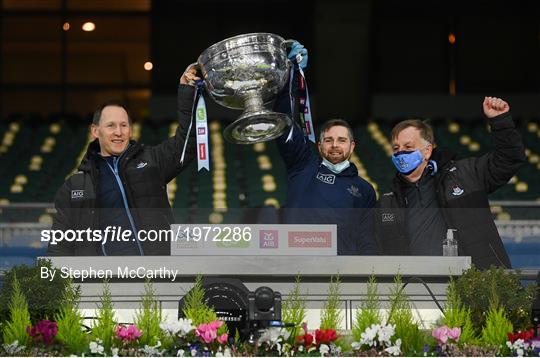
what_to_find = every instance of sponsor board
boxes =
[170,224,336,256]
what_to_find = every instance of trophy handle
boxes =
[281,39,297,50]
[183,62,200,73]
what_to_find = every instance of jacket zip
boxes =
[104,155,145,256]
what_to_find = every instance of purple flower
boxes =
[27,320,58,345]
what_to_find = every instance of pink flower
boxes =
[209,320,223,331]
[447,327,461,341]
[196,323,217,344]
[115,324,142,342]
[432,326,461,344]
[217,333,228,344]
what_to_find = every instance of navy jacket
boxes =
[274,95,377,255]
[46,85,196,256]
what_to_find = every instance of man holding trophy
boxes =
[272,42,378,255]
[194,34,377,255]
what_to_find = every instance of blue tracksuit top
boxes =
[275,125,377,255]
[274,91,377,255]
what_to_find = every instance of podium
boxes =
[47,256,471,329]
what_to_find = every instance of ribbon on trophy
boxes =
[194,81,210,171]
[286,53,315,143]
[180,78,210,171]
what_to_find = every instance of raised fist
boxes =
[483,96,510,119]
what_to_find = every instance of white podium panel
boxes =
[47,256,471,329]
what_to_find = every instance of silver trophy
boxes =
[198,33,293,144]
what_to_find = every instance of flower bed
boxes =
[0,263,538,356]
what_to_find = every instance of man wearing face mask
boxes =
[272,42,377,255]
[375,97,526,269]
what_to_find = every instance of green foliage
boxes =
[282,275,306,343]
[54,280,87,355]
[91,280,116,354]
[386,274,425,355]
[320,274,342,330]
[182,275,219,327]
[352,274,382,342]
[454,266,537,331]
[480,305,513,347]
[0,259,70,323]
[440,278,477,344]
[134,279,163,347]
[2,273,31,347]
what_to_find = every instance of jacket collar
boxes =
[78,139,140,172]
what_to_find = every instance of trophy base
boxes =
[223,111,292,144]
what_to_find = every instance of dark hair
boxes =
[92,100,132,125]
[319,119,354,142]
[390,119,435,146]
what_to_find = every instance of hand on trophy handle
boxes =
[283,39,308,70]
[180,62,201,86]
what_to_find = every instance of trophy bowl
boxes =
[198,33,292,144]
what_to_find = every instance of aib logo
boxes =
[259,230,278,249]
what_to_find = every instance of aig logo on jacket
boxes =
[316,172,335,184]
[71,190,84,199]
[381,213,395,223]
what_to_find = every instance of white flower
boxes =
[160,318,194,337]
[378,324,395,346]
[89,341,104,355]
[384,338,402,356]
[298,345,304,352]
[176,349,185,357]
[216,352,224,357]
[319,343,330,356]
[191,348,198,356]
[350,341,361,350]
[223,348,232,357]
[516,348,524,357]
[140,341,164,356]
[2,341,25,355]
[178,318,195,335]
[259,327,290,344]
[111,347,119,357]
[360,324,379,346]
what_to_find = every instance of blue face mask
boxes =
[322,158,350,174]
[391,150,424,175]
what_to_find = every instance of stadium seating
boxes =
[0,114,539,214]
